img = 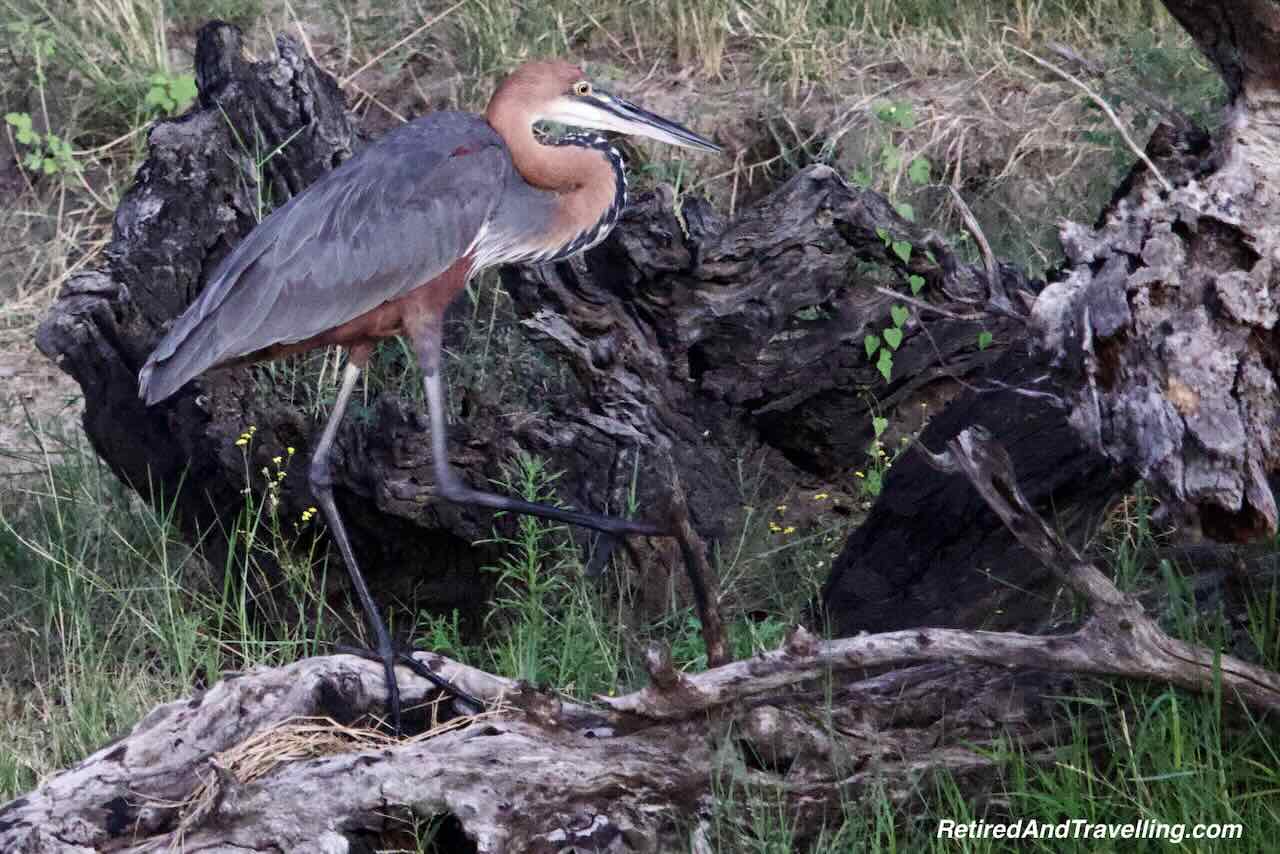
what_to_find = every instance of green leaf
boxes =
[884,327,903,350]
[977,330,993,350]
[875,226,890,245]
[874,100,915,129]
[891,240,912,264]
[169,75,198,109]
[880,141,902,173]
[895,201,915,222]
[891,305,909,328]
[864,334,880,357]
[924,249,936,263]
[907,155,931,185]
[876,348,893,381]
[7,112,36,145]
[872,416,888,437]
[908,274,925,295]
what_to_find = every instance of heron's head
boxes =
[489,60,721,154]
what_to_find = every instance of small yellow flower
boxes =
[813,492,829,500]
[272,455,282,465]
[769,522,781,532]
[235,437,248,446]
[775,504,787,512]
[854,471,865,478]
[287,446,296,455]
[783,526,796,535]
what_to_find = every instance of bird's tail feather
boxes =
[137,317,226,406]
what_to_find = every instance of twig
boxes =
[1008,41,1172,193]
[339,2,465,87]
[667,472,729,668]
[871,286,985,321]
[947,186,1008,307]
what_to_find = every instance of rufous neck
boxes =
[487,102,590,192]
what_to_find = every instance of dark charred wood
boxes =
[821,342,1130,636]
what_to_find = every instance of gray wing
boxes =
[139,112,510,404]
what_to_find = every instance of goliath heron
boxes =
[138,60,720,730]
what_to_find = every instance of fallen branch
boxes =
[0,651,1063,852]
[6,428,1277,850]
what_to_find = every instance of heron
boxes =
[138,60,721,731]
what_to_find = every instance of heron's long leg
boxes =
[413,323,668,540]
[309,360,483,730]
[307,361,402,731]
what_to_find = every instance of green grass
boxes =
[0,421,342,795]
[5,418,1277,853]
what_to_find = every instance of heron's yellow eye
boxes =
[573,81,592,97]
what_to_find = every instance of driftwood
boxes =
[4,428,1277,851]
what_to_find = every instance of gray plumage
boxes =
[138,113,535,405]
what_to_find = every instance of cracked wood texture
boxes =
[1027,0,1280,542]
[0,651,1074,852]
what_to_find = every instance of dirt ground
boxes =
[0,335,81,473]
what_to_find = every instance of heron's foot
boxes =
[336,643,484,732]
[584,532,620,578]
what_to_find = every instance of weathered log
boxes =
[1030,2,1280,542]
[7,427,1277,851]
[0,651,1066,851]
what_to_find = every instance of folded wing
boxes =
[139,112,509,404]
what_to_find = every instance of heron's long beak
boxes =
[545,91,722,154]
